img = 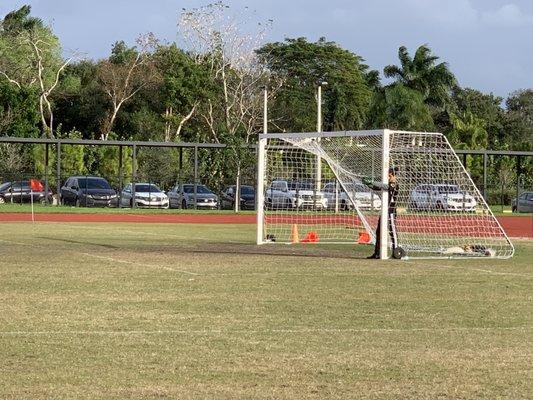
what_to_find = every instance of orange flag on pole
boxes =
[29,179,43,223]
[30,179,44,192]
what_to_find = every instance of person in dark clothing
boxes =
[366,167,400,259]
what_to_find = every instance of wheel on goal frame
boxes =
[392,246,406,259]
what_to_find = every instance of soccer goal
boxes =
[256,129,514,259]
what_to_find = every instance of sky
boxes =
[1,0,532,98]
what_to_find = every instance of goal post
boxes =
[256,136,266,245]
[379,129,390,259]
[256,129,514,259]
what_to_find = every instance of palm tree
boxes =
[384,45,456,108]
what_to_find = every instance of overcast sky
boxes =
[1,0,532,98]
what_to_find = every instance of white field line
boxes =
[77,252,200,276]
[0,239,30,246]
[0,238,200,276]
[431,264,533,278]
[468,268,533,277]
[0,326,530,337]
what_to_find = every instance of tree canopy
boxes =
[384,45,456,108]
[256,37,374,132]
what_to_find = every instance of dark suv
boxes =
[60,176,118,207]
[220,185,256,210]
[0,180,53,204]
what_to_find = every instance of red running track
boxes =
[0,213,256,224]
[0,213,531,237]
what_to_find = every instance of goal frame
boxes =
[257,129,392,258]
[256,129,514,260]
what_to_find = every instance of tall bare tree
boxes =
[29,34,78,138]
[179,2,276,144]
[98,33,159,140]
[179,2,281,210]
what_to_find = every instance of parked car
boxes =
[167,183,218,209]
[60,176,118,207]
[120,183,169,209]
[220,185,256,210]
[409,184,477,212]
[512,191,533,213]
[0,180,53,204]
[322,181,381,210]
[265,179,327,209]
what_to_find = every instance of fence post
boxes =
[132,143,137,209]
[178,147,183,191]
[44,143,49,205]
[118,145,123,193]
[56,141,61,206]
[516,155,521,205]
[194,146,198,210]
[483,152,487,201]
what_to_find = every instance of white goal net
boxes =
[256,130,514,259]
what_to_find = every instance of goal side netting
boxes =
[256,130,514,259]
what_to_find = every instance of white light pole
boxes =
[317,82,327,133]
[316,81,327,193]
[263,86,268,134]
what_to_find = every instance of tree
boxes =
[384,45,456,108]
[449,87,504,148]
[447,111,488,150]
[0,79,39,137]
[446,111,488,185]
[52,60,108,139]
[504,89,533,151]
[0,5,77,137]
[179,2,273,210]
[0,143,27,180]
[156,44,209,142]
[58,129,85,176]
[97,34,159,140]
[367,84,434,131]
[179,2,271,144]
[504,89,533,190]
[256,37,373,132]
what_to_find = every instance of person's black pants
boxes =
[373,207,397,256]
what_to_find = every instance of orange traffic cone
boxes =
[358,231,371,244]
[301,231,319,243]
[291,224,300,244]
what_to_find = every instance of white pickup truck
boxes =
[409,184,477,212]
[323,182,382,210]
[265,180,328,210]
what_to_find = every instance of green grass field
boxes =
[0,222,532,399]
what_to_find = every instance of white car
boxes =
[323,182,381,210]
[120,183,169,209]
[410,184,477,212]
[266,180,327,209]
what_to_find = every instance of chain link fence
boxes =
[0,139,531,212]
[0,140,258,210]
